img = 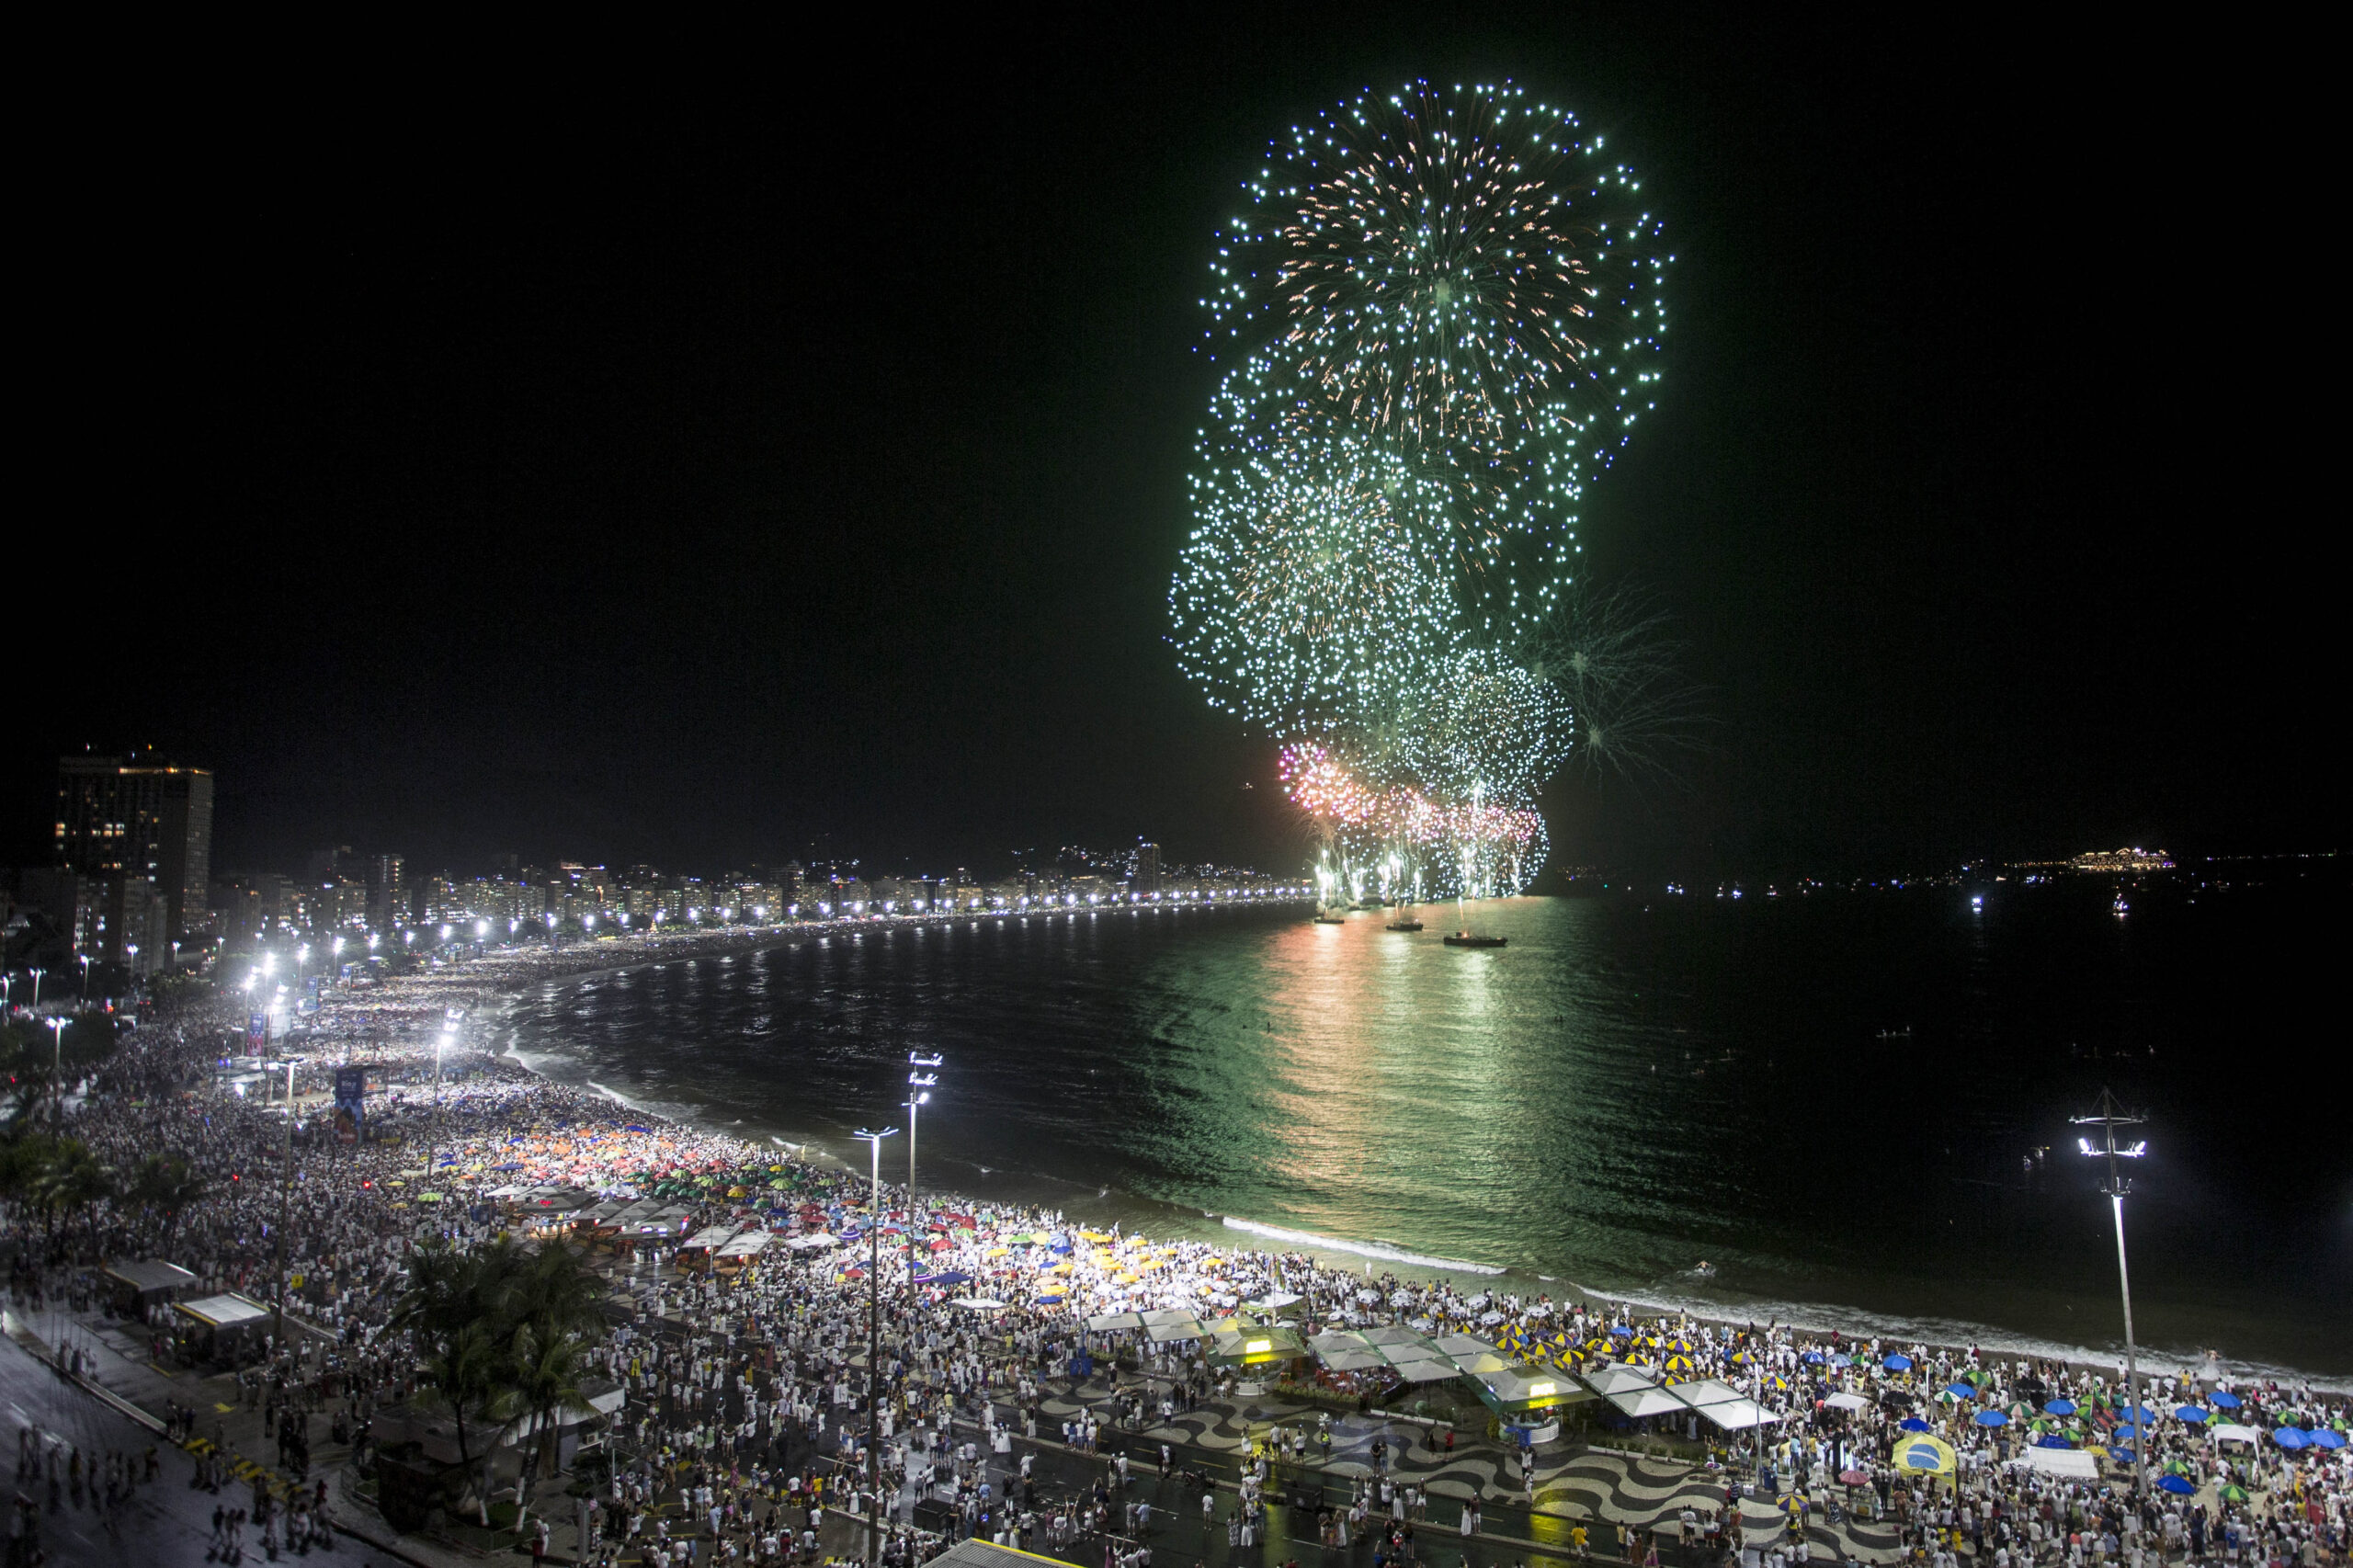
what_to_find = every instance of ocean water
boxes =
[495,871,2350,1380]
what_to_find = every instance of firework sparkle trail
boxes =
[1173,80,1676,899]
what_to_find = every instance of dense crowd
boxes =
[1,954,2345,1568]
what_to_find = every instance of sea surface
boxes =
[495,868,2350,1381]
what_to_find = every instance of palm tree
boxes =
[20,1137,112,1251]
[422,1318,513,1527]
[394,1235,611,1528]
[507,1240,608,1343]
[505,1323,587,1530]
[129,1154,215,1256]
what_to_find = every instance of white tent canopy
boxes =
[1696,1397,1779,1431]
[1583,1364,1661,1396]
[2017,1448,2099,1478]
[1667,1378,1744,1408]
[1388,1357,1462,1385]
[1605,1385,1688,1419]
[1823,1392,1870,1413]
[2211,1424,2261,1445]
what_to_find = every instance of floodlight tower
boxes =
[905,1053,942,1290]
[2073,1087,2149,1498]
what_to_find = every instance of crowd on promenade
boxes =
[1,955,2347,1568]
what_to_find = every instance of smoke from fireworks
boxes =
[1173,80,1680,898]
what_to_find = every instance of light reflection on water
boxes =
[500,888,2348,1377]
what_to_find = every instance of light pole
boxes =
[28,967,45,1008]
[271,1056,305,1363]
[905,1054,941,1292]
[851,1125,899,1568]
[2074,1088,2149,1499]
[46,1017,68,1122]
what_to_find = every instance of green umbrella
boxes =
[2218,1484,2248,1503]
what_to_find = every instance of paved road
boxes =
[0,1325,226,1565]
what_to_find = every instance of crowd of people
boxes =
[0,950,2345,1568]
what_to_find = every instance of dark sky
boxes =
[14,12,2333,882]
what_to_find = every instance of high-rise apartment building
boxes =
[1134,841,1161,894]
[55,755,214,940]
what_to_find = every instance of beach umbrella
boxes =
[2217,1484,2248,1502]
[2108,1449,2135,1464]
[2308,1430,2346,1450]
[2272,1427,2308,1449]
[1802,1351,1824,1365]
[2035,1436,2074,1449]
[2210,1392,2241,1409]
[1974,1410,2009,1428]
[1899,1417,1931,1433]
[1611,1325,1635,1338]
[2176,1406,2211,1424]
[2116,1424,2145,1441]
[1828,1353,1852,1368]
[1945,1381,1977,1400]
[2044,1399,2077,1416]
[2155,1475,2194,1496]
[1884,1355,1914,1371]
[1837,1470,1870,1487]
[2124,1404,2161,1424]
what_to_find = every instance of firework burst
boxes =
[1175,81,1678,898]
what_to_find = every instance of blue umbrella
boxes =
[1885,1355,1914,1371]
[2176,1406,2211,1424]
[2125,1404,2161,1423]
[1974,1410,2009,1427]
[2109,1448,2136,1464]
[2309,1430,2346,1451]
[2116,1424,2146,1441]
[2274,1427,2308,1449]
[1946,1381,1977,1399]
[2211,1392,2241,1409]
[2035,1436,2074,1449]
[2044,1399,2077,1416]
[1829,1353,1853,1368]
[1802,1351,1825,1365]
[2156,1475,2195,1496]
[1611,1325,1636,1337]
[1900,1417,1930,1432]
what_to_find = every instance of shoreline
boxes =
[343,916,2347,1396]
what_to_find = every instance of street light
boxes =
[850,1125,899,1568]
[2074,1088,2149,1499]
[28,967,45,1008]
[905,1054,942,1290]
[46,1017,68,1121]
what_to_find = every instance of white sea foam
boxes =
[1221,1216,1504,1276]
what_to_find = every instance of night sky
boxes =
[16,14,2331,882]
